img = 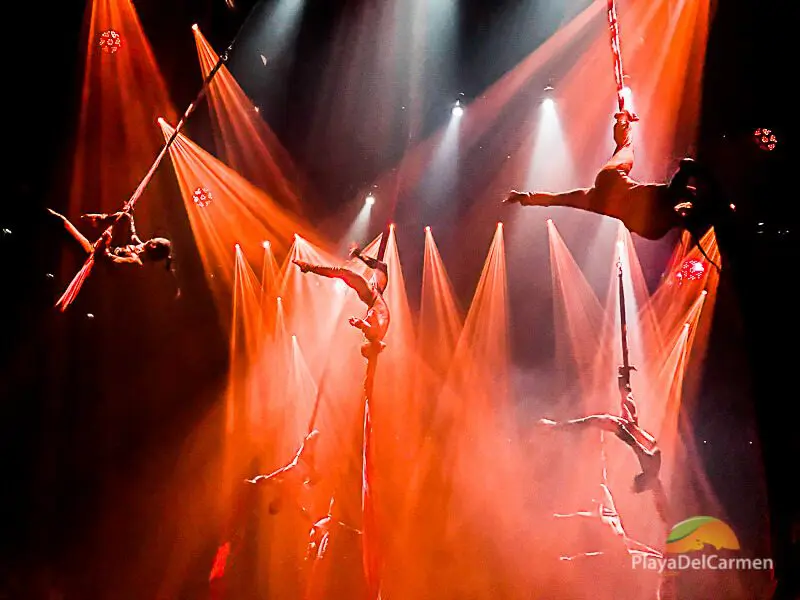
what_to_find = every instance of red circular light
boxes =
[98,30,122,54]
[193,186,213,207]
[754,128,777,151]
[676,258,705,283]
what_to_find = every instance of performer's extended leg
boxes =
[539,414,623,433]
[294,261,375,306]
[48,209,93,254]
[553,510,596,519]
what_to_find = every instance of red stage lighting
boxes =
[192,186,213,207]
[754,128,777,151]
[676,258,704,283]
[98,30,122,54]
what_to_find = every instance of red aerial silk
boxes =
[361,356,381,599]
[606,0,627,112]
[55,253,96,311]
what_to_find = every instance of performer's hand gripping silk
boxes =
[293,245,390,359]
[48,209,172,268]
[504,111,702,241]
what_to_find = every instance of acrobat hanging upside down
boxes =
[48,208,172,268]
[294,244,390,359]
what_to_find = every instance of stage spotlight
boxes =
[389,223,395,230]
[621,85,634,104]
[701,290,708,296]
[262,241,270,249]
[277,296,282,303]
[425,226,431,232]
[157,117,165,125]
[98,30,122,54]
[451,100,464,117]
[729,203,736,211]
[292,334,297,340]
[754,128,777,151]
[541,84,555,109]
[676,258,704,283]
[497,221,503,228]
[191,23,199,31]
[192,186,213,207]
[365,193,376,206]
[546,218,553,224]
[235,243,241,250]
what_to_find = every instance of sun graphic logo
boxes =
[665,516,740,554]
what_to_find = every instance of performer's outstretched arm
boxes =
[624,537,663,558]
[538,414,624,433]
[294,260,375,306]
[554,510,596,519]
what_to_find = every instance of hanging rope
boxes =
[606,0,628,114]
[56,1,268,311]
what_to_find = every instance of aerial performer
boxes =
[305,497,362,563]
[537,384,670,525]
[48,208,172,267]
[246,429,322,514]
[554,480,663,561]
[209,431,322,589]
[503,109,706,241]
[293,244,390,359]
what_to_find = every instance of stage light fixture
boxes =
[365,193,376,205]
[754,128,777,151]
[192,186,213,207]
[98,30,122,54]
[262,241,270,249]
[676,258,704,283]
[451,100,464,117]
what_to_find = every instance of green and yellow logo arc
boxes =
[665,516,740,554]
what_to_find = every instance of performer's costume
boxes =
[294,249,390,358]
[507,112,699,241]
